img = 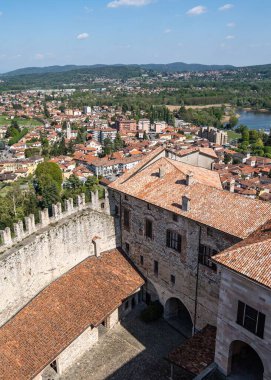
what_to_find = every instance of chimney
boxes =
[229,179,235,193]
[92,236,101,258]
[186,171,194,186]
[159,167,165,178]
[182,196,191,211]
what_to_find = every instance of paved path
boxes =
[60,310,192,380]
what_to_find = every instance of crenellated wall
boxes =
[0,190,120,327]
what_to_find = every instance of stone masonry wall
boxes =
[57,326,99,375]
[0,192,120,327]
[110,189,238,330]
[215,269,271,380]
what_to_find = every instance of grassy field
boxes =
[227,130,241,142]
[166,104,231,112]
[0,115,42,127]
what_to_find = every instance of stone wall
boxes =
[166,150,215,170]
[110,189,238,330]
[0,191,120,327]
[57,326,99,375]
[215,269,271,380]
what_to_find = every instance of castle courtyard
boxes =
[60,307,192,380]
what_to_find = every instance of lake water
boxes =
[238,109,271,131]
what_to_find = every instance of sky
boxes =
[0,0,270,72]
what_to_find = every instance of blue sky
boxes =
[0,0,270,72]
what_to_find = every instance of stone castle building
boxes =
[199,126,228,146]
[0,147,270,379]
[109,147,271,379]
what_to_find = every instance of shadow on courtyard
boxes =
[105,305,193,380]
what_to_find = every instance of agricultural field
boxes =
[0,115,42,127]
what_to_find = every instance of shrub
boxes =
[140,300,164,323]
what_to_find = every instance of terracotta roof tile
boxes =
[168,325,216,375]
[213,221,271,288]
[110,155,271,239]
[0,249,144,380]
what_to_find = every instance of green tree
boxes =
[37,179,61,209]
[35,162,63,191]
[103,137,113,155]
[227,116,239,129]
[114,133,124,151]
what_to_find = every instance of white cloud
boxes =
[107,0,152,8]
[186,6,207,16]
[164,28,172,34]
[226,35,235,40]
[77,32,89,40]
[227,22,235,28]
[219,4,234,11]
[84,6,93,13]
[35,53,45,60]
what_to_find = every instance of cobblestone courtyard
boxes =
[60,308,192,380]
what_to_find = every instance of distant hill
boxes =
[2,65,89,77]
[140,62,236,72]
[0,62,270,91]
[2,62,237,77]
[2,62,271,78]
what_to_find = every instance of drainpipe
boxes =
[119,192,123,249]
[193,224,201,335]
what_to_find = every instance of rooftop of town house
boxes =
[0,248,144,380]
[109,150,271,239]
[213,220,271,289]
[90,154,144,167]
[174,147,218,160]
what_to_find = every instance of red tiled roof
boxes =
[0,249,144,380]
[213,221,271,288]
[110,154,271,239]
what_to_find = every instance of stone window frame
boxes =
[145,218,153,240]
[198,244,218,271]
[236,301,265,339]
[123,207,131,231]
[166,229,182,252]
[170,274,176,285]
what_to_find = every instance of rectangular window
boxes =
[171,275,175,285]
[145,219,153,239]
[125,242,130,253]
[166,230,182,252]
[147,203,151,210]
[207,227,213,237]
[198,244,217,271]
[123,208,130,230]
[140,255,144,265]
[173,214,178,222]
[154,260,158,276]
[115,205,119,215]
[237,301,265,339]
[124,194,128,200]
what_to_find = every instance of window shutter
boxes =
[237,301,245,325]
[257,312,265,339]
[166,230,170,247]
[199,244,204,254]
[177,234,182,252]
